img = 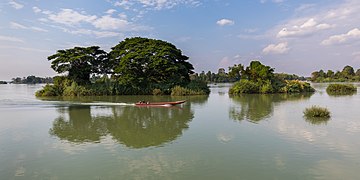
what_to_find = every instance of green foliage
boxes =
[326,84,357,95]
[11,76,53,84]
[48,46,108,84]
[36,84,62,96]
[152,89,164,96]
[229,61,315,94]
[229,79,260,94]
[280,80,315,93]
[63,82,91,96]
[109,37,194,90]
[311,65,360,82]
[303,106,331,118]
[341,65,355,78]
[274,73,306,81]
[38,37,210,96]
[171,86,208,96]
[228,64,244,81]
[36,75,210,97]
[245,61,274,82]
[185,80,210,94]
[259,80,274,94]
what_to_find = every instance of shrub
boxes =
[152,88,163,95]
[326,84,357,95]
[259,80,274,94]
[62,82,91,96]
[36,84,62,96]
[171,86,207,96]
[229,79,260,94]
[186,80,210,94]
[280,80,315,93]
[303,105,331,118]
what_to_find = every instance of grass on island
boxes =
[303,105,331,118]
[326,84,357,96]
[303,105,331,125]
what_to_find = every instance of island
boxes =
[228,61,315,94]
[36,37,210,97]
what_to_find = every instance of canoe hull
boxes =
[135,100,186,106]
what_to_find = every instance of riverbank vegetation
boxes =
[11,76,53,84]
[0,81,7,84]
[311,65,360,82]
[36,37,210,97]
[303,106,331,120]
[228,61,315,94]
[326,84,357,95]
[190,68,306,84]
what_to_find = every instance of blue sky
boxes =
[1,0,360,80]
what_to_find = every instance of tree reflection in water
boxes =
[50,106,108,143]
[49,96,208,148]
[230,93,313,123]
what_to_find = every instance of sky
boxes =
[1,0,360,80]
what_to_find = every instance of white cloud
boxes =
[106,9,117,14]
[48,9,97,26]
[8,0,24,10]
[262,42,289,54]
[62,28,122,38]
[114,0,201,10]
[260,0,285,4]
[0,35,24,43]
[43,8,148,33]
[321,28,360,45]
[10,22,48,32]
[33,7,41,13]
[277,18,332,38]
[216,19,235,26]
[114,0,134,10]
[10,22,26,29]
[92,15,129,30]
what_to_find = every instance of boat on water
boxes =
[135,100,186,106]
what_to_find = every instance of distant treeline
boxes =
[11,76,53,84]
[311,65,360,82]
[190,68,306,83]
[0,81,7,84]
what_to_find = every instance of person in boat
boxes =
[137,100,146,104]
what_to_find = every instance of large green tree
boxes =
[245,61,274,82]
[341,65,355,78]
[228,64,244,81]
[109,37,194,89]
[48,46,108,84]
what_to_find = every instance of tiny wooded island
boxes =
[36,37,209,97]
[228,61,315,94]
[36,37,315,97]
[310,65,360,82]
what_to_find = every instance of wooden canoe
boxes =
[135,100,186,106]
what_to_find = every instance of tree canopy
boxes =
[310,65,360,82]
[48,46,108,84]
[109,37,194,89]
[38,37,206,96]
[229,61,314,94]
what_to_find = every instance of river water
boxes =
[0,83,360,179]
